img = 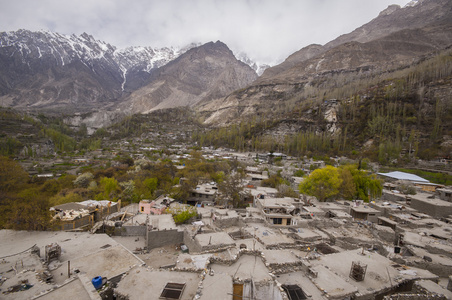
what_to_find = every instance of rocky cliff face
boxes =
[121,41,258,114]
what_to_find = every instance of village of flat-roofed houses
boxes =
[1,137,452,300]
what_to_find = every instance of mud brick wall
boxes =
[147,229,183,250]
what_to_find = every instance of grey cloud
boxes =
[0,0,411,65]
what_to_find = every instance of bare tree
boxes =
[218,171,245,208]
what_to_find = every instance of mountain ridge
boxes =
[0,30,261,116]
[120,40,258,114]
[0,0,451,139]
[197,0,452,126]
[258,0,451,83]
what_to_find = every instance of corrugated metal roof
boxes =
[377,171,429,182]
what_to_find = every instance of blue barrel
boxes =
[92,276,103,289]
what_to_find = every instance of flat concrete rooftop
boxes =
[0,230,143,300]
[261,249,300,265]
[51,244,143,285]
[244,223,296,247]
[115,266,201,300]
[195,231,235,247]
[411,193,452,206]
[310,249,438,298]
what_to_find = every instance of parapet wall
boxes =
[115,225,147,237]
[183,230,200,253]
[410,198,452,218]
[182,231,236,254]
[147,229,184,250]
[213,217,245,228]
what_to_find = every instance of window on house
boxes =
[140,206,144,212]
[273,218,282,225]
[160,282,186,299]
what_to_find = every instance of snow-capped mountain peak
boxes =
[234,51,270,76]
[0,29,200,92]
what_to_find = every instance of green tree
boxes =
[39,179,62,198]
[299,165,342,201]
[135,177,158,199]
[57,174,76,190]
[0,156,29,193]
[340,164,382,201]
[293,169,305,177]
[9,188,51,230]
[0,137,23,156]
[49,191,83,206]
[338,167,356,200]
[77,123,88,137]
[165,204,197,224]
[96,177,120,200]
[262,171,286,188]
[0,156,30,229]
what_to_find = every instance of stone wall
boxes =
[383,280,449,300]
[373,224,395,243]
[214,217,245,228]
[147,229,184,250]
[382,191,407,202]
[60,215,92,230]
[410,198,452,218]
[183,230,200,253]
[115,225,146,237]
[407,260,452,277]
[243,217,265,224]
[182,231,236,254]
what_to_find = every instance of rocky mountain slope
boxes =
[121,41,258,114]
[0,30,199,112]
[257,0,451,82]
[0,30,258,122]
[198,0,452,125]
[1,0,451,162]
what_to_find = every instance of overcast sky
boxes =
[0,0,412,65]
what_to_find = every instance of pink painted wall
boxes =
[139,200,166,215]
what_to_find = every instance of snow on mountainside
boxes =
[113,42,201,74]
[113,43,200,90]
[234,51,270,76]
[0,30,198,91]
[0,29,258,124]
[0,29,262,92]
[405,0,420,7]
